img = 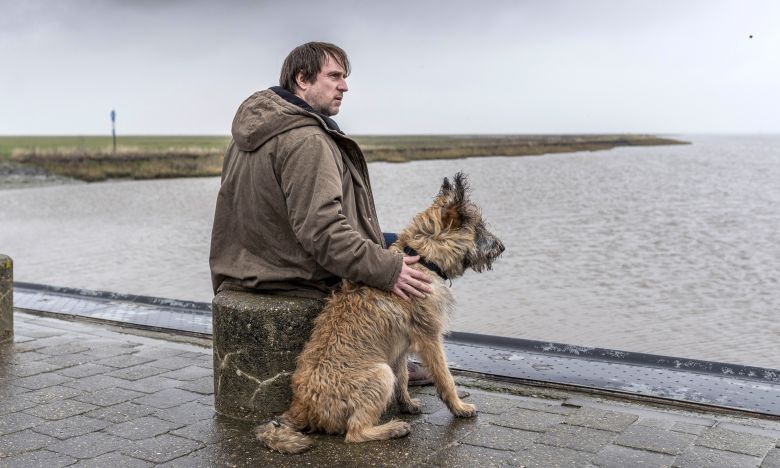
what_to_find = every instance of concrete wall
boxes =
[212,290,323,421]
[0,254,12,343]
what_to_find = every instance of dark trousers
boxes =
[383,232,398,248]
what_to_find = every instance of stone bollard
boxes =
[1,254,12,343]
[212,289,323,421]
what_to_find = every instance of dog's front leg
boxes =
[416,339,476,418]
[392,354,421,414]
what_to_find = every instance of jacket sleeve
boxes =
[278,134,403,291]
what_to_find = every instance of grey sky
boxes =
[1,0,777,135]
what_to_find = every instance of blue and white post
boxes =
[111,109,116,153]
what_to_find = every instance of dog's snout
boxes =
[487,235,505,255]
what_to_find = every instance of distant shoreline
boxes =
[1,134,688,183]
[358,134,687,163]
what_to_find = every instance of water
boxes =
[1,135,779,367]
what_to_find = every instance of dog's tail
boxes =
[256,419,314,455]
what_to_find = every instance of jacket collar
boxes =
[270,86,344,134]
[403,246,449,281]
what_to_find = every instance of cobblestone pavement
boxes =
[2,312,780,467]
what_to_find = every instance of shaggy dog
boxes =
[256,172,505,454]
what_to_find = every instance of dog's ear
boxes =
[438,173,469,200]
[441,199,475,230]
[440,172,472,229]
[439,176,453,198]
[453,172,469,205]
[441,204,460,230]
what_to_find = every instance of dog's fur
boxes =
[256,172,505,454]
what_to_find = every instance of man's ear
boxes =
[295,71,308,92]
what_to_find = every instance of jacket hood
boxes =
[231,88,328,152]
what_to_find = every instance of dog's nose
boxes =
[498,242,505,254]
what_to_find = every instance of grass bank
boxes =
[356,134,687,163]
[2,134,687,182]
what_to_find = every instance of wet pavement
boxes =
[2,312,780,467]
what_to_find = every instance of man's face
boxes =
[296,55,348,116]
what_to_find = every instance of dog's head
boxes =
[437,172,505,274]
[402,172,505,279]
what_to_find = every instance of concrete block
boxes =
[2,449,76,467]
[13,372,72,390]
[74,387,146,407]
[34,415,110,439]
[69,451,153,468]
[120,434,204,463]
[514,443,594,467]
[105,416,183,440]
[537,424,617,453]
[0,429,59,458]
[493,407,567,432]
[613,424,696,455]
[211,290,323,421]
[674,445,761,468]
[1,254,12,343]
[696,427,776,458]
[671,421,711,435]
[565,406,638,432]
[85,403,157,425]
[49,432,128,459]
[593,445,675,468]
[431,443,524,466]
[762,448,780,467]
[24,399,98,420]
[459,424,539,451]
[460,391,517,415]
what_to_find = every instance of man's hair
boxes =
[279,42,350,92]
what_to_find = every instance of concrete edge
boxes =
[449,331,780,383]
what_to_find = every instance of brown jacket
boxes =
[209,88,403,298]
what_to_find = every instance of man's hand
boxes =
[391,256,434,301]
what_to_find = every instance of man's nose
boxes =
[338,79,348,92]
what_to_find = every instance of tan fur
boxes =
[256,173,504,454]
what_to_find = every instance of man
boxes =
[209,42,432,382]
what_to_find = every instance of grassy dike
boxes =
[2,134,687,182]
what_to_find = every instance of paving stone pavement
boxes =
[2,312,780,467]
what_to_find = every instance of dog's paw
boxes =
[452,402,477,418]
[400,398,422,414]
[389,421,412,439]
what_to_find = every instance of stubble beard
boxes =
[316,101,339,117]
[310,93,340,117]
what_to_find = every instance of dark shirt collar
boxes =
[270,86,343,134]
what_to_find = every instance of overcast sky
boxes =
[1,0,777,135]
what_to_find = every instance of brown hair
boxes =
[279,42,351,92]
